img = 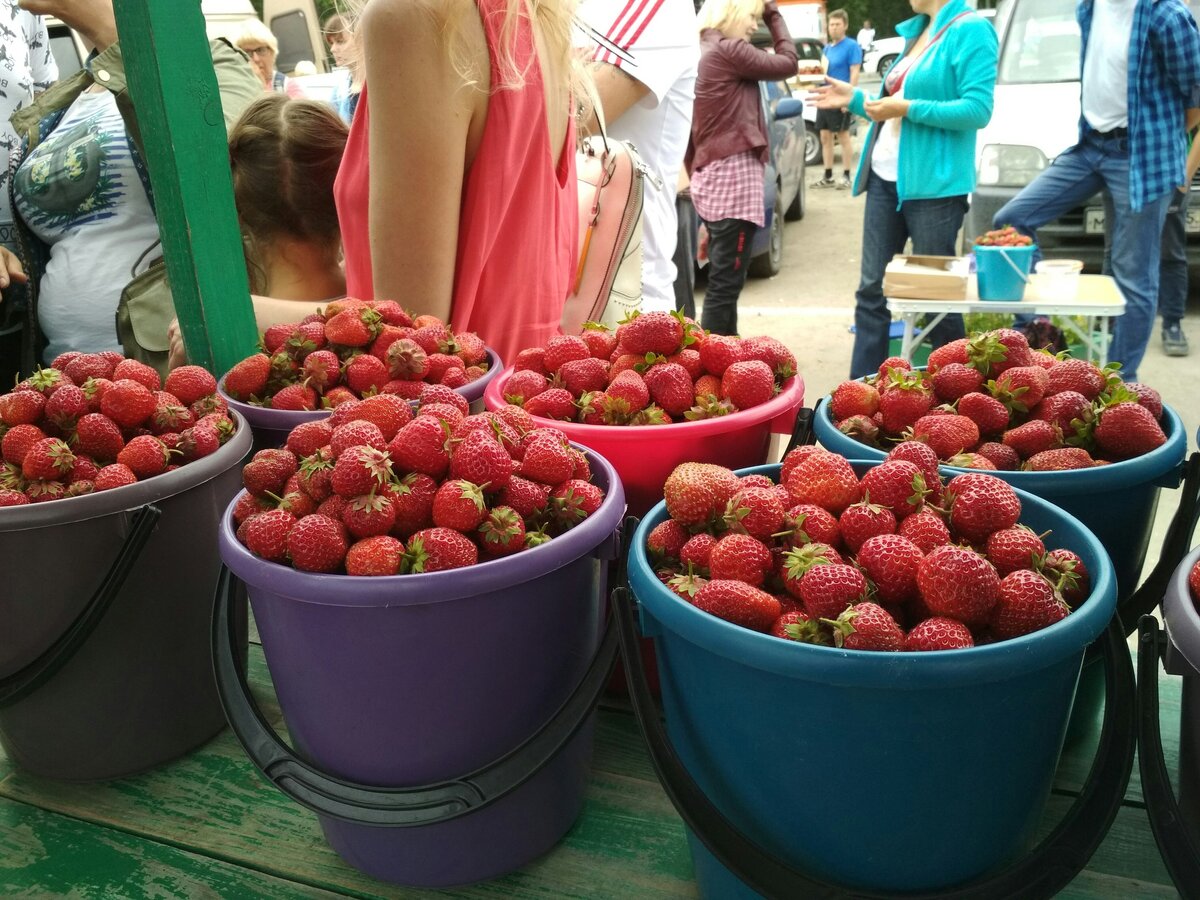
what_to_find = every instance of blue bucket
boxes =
[627,462,1116,894]
[813,397,1188,601]
[975,244,1036,301]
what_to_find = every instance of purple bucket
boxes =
[215,446,624,887]
[220,347,503,449]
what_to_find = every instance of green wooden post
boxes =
[111,0,258,375]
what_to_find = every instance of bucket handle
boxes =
[1116,451,1200,636]
[0,504,161,709]
[978,245,1032,285]
[1136,615,1200,895]
[211,564,618,827]
[613,585,1136,899]
[782,406,817,456]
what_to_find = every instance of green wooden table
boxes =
[0,638,1184,899]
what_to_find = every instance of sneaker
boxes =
[813,177,836,188]
[1162,322,1190,356]
[837,175,852,190]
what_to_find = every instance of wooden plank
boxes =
[110,0,258,374]
[0,794,341,899]
[1035,801,1176,894]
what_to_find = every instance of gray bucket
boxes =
[0,411,252,781]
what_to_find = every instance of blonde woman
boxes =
[687,0,797,336]
[333,0,581,365]
[234,18,306,98]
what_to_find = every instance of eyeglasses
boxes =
[242,45,273,57]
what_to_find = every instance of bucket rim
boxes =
[813,390,1188,495]
[628,461,1116,689]
[483,366,805,442]
[1163,544,1200,672]
[0,409,252,533]
[218,443,626,607]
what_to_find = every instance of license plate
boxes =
[1084,204,1200,234]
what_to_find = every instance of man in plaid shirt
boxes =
[993,0,1200,381]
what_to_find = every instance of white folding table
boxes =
[886,273,1127,366]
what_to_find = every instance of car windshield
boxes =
[998,0,1080,84]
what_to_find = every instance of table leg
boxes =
[1098,316,1109,367]
[899,315,916,361]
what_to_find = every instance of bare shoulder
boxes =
[361,0,487,80]
[361,0,481,39]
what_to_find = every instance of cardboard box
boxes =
[883,254,969,301]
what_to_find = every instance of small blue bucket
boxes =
[813,396,1188,601]
[975,244,1037,301]
[627,462,1116,894]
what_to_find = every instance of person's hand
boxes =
[697,223,710,264]
[19,1,118,52]
[167,318,188,370]
[0,246,28,296]
[808,76,853,111]
[863,96,910,122]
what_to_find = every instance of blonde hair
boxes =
[234,17,278,54]
[697,0,765,34]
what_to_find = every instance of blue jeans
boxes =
[1102,187,1188,324]
[994,129,1173,381]
[851,170,969,379]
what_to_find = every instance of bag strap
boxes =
[1136,615,1200,894]
[212,563,620,826]
[613,579,1136,899]
[130,239,164,280]
[0,504,161,709]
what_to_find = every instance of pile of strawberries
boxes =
[232,391,606,576]
[0,353,235,506]
[974,225,1033,248]
[1190,559,1200,606]
[826,328,1169,470]
[221,299,491,410]
[497,311,797,425]
[646,447,1092,651]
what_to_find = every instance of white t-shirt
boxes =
[857,27,876,50]
[1081,0,1135,132]
[14,89,162,361]
[0,4,59,252]
[871,55,917,183]
[577,0,699,312]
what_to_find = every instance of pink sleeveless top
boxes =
[334,2,577,366]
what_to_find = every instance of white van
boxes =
[964,0,1200,267]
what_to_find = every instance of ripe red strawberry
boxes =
[263,323,295,355]
[1029,390,1091,434]
[22,437,75,481]
[741,336,796,378]
[925,338,970,374]
[240,448,297,497]
[100,379,156,428]
[644,362,695,417]
[904,617,975,651]
[0,389,45,426]
[550,479,604,528]
[946,473,1021,543]
[286,420,335,458]
[519,433,577,485]
[69,455,99,485]
[857,533,924,604]
[543,335,591,373]
[162,365,217,405]
[493,474,549,521]
[1188,559,1200,603]
[956,391,1011,436]
[325,308,380,347]
[418,383,469,415]
[697,334,746,376]
[406,526,479,572]
[331,445,393,497]
[839,498,897,553]
[779,541,842,597]
[242,509,297,562]
[770,609,828,643]
[917,544,1001,625]
[331,421,387,457]
[0,488,29,506]
[693,579,781,632]
[26,479,67,502]
[296,349,340,391]
[647,519,689,561]
[63,353,115,385]
[824,602,904,651]
[580,325,618,360]
[1123,382,1164,420]
[524,387,577,420]
[605,369,651,416]
[931,362,984,401]
[150,391,195,434]
[343,491,398,538]
[896,508,951,554]
[94,463,138,491]
[680,532,719,570]
[341,354,387,396]
[669,346,705,381]
[388,471,439,537]
[829,380,880,420]
[780,503,840,548]
[450,431,514,490]
[418,403,466,429]
[266,382,317,411]
[1024,447,1094,471]
[982,328,1033,376]
[859,460,929,519]
[1045,358,1105,399]
[477,506,527,555]
[912,414,980,460]
[389,416,452,478]
[975,441,1020,470]
[112,358,161,391]
[724,486,786,541]
[619,311,685,356]
[503,370,549,405]
[371,300,413,328]
[797,562,867,619]
[556,357,609,397]
[1041,548,1091,605]
[117,435,171,478]
[345,535,405,576]
[664,462,743,526]
[1094,402,1166,459]
[382,338,430,381]
[432,479,488,531]
[513,346,548,374]
[286,514,349,572]
[990,569,1069,639]
[785,453,860,515]
[985,526,1046,575]
[721,360,775,411]
[222,354,272,401]
[2,424,46,467]
[708,533,773,586]
[878,376,934,433]
[1002,419,1060,460]
[177,422,221,462]
[72,413,124,461]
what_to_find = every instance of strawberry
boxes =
[419,403,467,429]
[334,535,401,576]
[494,474,550,521]
[984,526,1046,575]
[63,353,115,385]
[784,453,860,515]
[150,391,195,434]
[450,430,514,490]
[0,488,29,506]
[26,479,67,502]
[885,441,941,485]
[981,328,1033,376]
[331,421,387,457]
[0,390,45,426]
[381,338,429,381]
[100,379,156,428]
[286,420,335,458]
[605,369,651,416]
[721,360,775,411]
[94,463,138,491]
[74,413,125,461]
[477,506,527,555]
[331,445,393,497]
[663,462,742,526]
[781,503,841,548]
[925,338,970,374]
[975,441,1020,470]
[69,456,99,484]
[796,562,867,619]
[743,336,796,378]
[268,383,318,411]
[518,433,577,485]
[371,300,413,328]
[557,357,609,397]
[643,362,695,417]
[823,602,904,651]
[680,532,719,570]
[2,425,46,467]
[990,569,1069,639]
[341,354,388,396]
[543,335,591,373]
[176,423,221,462]
[988,365,1049,414]
[47,385,94,430]
[693,579,781,632]
[22,438,75,481]
[242,509,297,562]
[1024,447,1094,471]
[697,334,746,376]
[116,435,171,478]
[904,617,975,651]
[771,609,828,643]
[1188,560,1200,603]
[112,358,161,391]
[263,323,295,355]
[858,460,930,519]
[524,387,577,421]
[1041,548,1091,605]
[503,370,549,405]
[453,330,488,367]
[20,367,75,397]
[1094,402,1166,459]
[946,473,1021,543]
[406,526,479,572]
[857,533,924,604]
[1123,382,1164,420]
[1002,419,1060,460]
[896,509,951,554]
[418,383,469,415]
[839,498,897,553]
[339,487,397,540]
[917,545,1000,625]
[389,416,452,478]
[580,325,618,360]
[387,472,438,537]
[1029,390,1091,434]
[829,380,880,420]
[878,375,934,433]
[647,519,690,562]
[550,479,604,528]
[241,448,297,497]
[1045,358,1105,400]
[163,365,218,405]
[324,308,380,347]
[189,391,228,420]
[669,347,705,381]
[708,533,773,586]
[931,362,984,402]
[876,356,912,381]
[513,347,548,374]
[619,311,685,356]
[912,414,979,460]
[946,452,998,470]
[286,514,349,572]
[432,479,488,531]
[724,486,786,541]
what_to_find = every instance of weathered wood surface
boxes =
[0,641,1184,898]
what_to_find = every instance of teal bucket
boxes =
[813,397,1188,602]
[975,244,1036,301]
[626,462,1117,895]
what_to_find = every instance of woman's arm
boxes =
[362,0,474,323]
[720,2,798,81]
[904,17,998,132]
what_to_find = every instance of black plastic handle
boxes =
[1117,452,1200,635]
[0,504,161,709]
[212,564,618,827]
[613,585,1135,899]
[1136,615,1200,894]
[783,406,816,456]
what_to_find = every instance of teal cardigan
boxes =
[848,0,998,204]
